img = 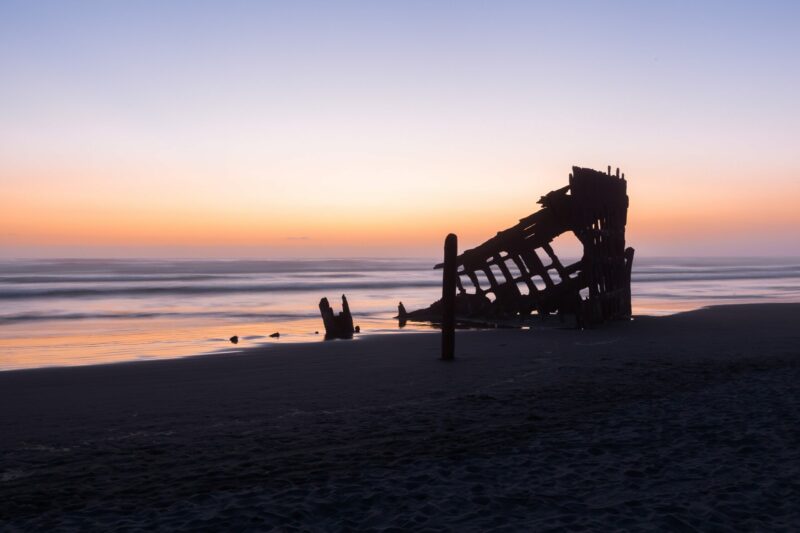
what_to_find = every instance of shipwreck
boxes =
[402,166,635,328]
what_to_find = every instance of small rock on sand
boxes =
[269,332,280,338]
[229,336,239,344]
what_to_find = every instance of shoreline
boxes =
[3,302,797,379]
[0,303,752,374]
[2,303,799,529]
[2,255,799,372]
[0,314,681,374]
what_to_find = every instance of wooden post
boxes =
[441,233,457,360]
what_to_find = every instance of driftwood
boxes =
[405,166,634,326]
[319,294,355,339]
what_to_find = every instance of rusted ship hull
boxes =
[404,166,634,326]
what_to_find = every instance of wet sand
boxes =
[1,303,799,530]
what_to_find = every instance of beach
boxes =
[1,303,798,530]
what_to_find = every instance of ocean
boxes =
[1,257,798,370]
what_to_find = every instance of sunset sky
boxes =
[1,1,798,258]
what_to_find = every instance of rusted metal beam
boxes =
[409,166,634,327]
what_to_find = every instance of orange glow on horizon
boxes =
[2,161,798,257]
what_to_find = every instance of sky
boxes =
[1,0,798,259]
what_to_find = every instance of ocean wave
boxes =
[0,259,433,276]
[0,310,324,324]
[1,270,798,299]
[2,274,795,296]
[632,270,800,282]
[0,279,441,300]
[0,272,382,284]
[0,274,230,284]
[631,292,771,300]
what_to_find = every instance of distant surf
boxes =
[0,257,798,369]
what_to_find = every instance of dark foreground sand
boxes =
[1,304,799,531]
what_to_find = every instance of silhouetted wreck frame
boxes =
[408,166,635,326]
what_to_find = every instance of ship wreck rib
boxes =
[409,165,634,326]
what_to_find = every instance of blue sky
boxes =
[1,1,798,257]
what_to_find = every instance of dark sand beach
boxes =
[1,303,799,530]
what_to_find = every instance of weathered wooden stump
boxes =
[319,294,355,340]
